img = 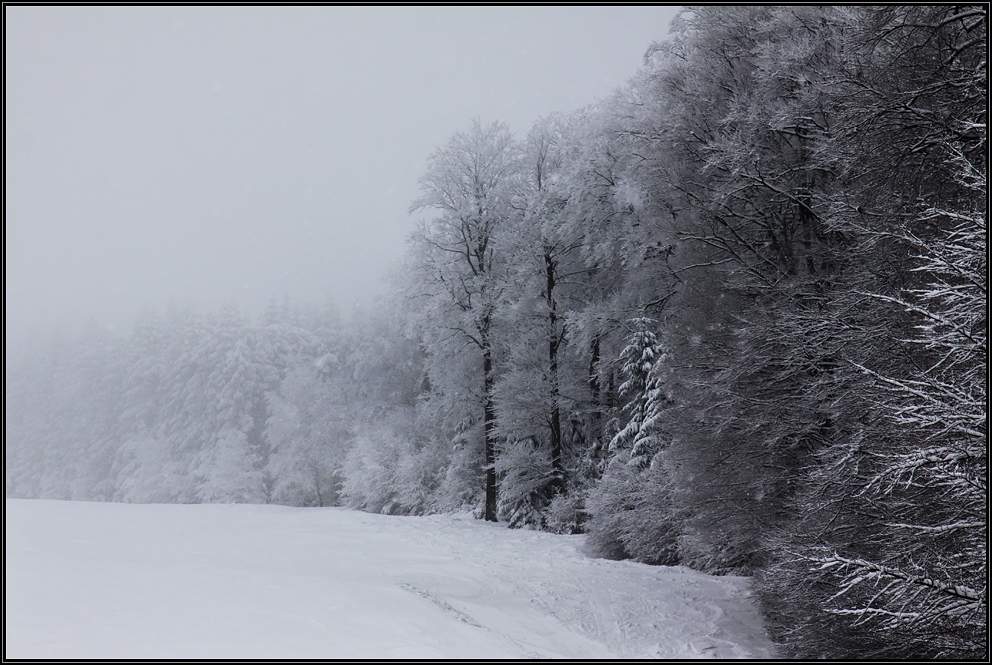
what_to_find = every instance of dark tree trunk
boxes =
[545,251,564,493]
[590,336,601,427]
[483,342,498,521]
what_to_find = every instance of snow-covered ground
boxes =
[5,499,776,659]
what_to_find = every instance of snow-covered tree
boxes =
[490,113,595,521]
[799,133,986,662]
[585,319,680,563]
[494,436,553,528]
[408,119,524,521]
[753,6,987,658]
[265,361,347,507]
[605,319,672,468]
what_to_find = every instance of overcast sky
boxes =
[5,6,680,347]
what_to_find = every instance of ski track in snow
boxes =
[5,500,777,659]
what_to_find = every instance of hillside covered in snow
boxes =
[5,499,775,659]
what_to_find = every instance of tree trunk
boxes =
[483,342,498,521]
[545,251,564,493]
[590,334,602,451]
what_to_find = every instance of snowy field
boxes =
[5,499,776,659]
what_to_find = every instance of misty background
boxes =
[5,6,679,349]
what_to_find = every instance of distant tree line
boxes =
[6,6,985,659]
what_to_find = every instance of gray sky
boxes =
[5,6,680,346]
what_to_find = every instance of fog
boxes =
[5,6,679,348]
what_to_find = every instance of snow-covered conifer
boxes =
[607,319,671,468]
